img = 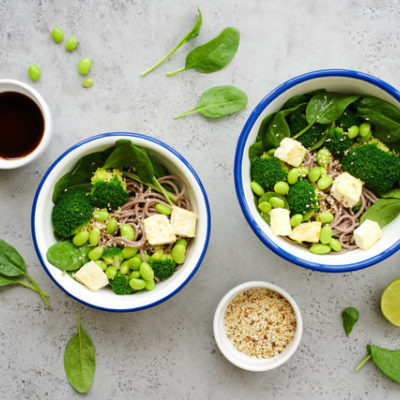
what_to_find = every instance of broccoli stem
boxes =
[355,353,372,372]
[22,272,50,308]
[292,119,316,140]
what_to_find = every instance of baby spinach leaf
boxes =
[46,241,84,272]
[360,198,400,228]
[380,188,400,199]
[141,7,202,76]
[0,275,19,287]
[342,307,359,337]
[306,92,360,124]
[262,111,290,149]
[249,141,265,162]
[173,85,247,119]
[64,314,95,393]
[167,27,240,76]
[257,113,275,142]
[282,90,326,109]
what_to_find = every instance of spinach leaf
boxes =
[360,199,400,228]
[0,275,19,287]
[342,307,359,337]
[282,89,326,109]
[64,314,95,393]
[306,92,360,124]
[380,188,400,199]
[173,86,247,119]
[257,113,275,142]
[46,241,84,272]
[167,27,240,76]
[249,141,264,162]
[141,8,202,76]
[262,111,290,149]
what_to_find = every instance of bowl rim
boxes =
[31,132,211,312]
[234,68,400,273]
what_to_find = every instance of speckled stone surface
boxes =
[1,0,400,398]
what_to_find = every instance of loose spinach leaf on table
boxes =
[360,198,400,228]
[46,240,86,272]
[141,7,202,76]
[167,27,240,76]
[262,111,290,149]
[173,86,247,119]
[64,314,96,394]
[342,307,359,337]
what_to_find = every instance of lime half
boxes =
[381,278,400,327]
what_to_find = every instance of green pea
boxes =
[298,166,308,178]
[309,243,331,255]
[106,219,118,234]
[175,238,187,248]
[329,238,342,252]
[129,271,141,279]
[317,175,333,191]
[78,57,92,75]
[316,148,331,167]
[106,266,117,280]
[120,224,135,241]
[65,36,78,51]
[269,197,285,208]
[317,211,334,223]
[95,260,107,271]
[308,167,321,182]
[145,279,155,291]
[139,262,154,281]
[128,257,141,271]
[28,64,41,81]
[359,122,371,137]
[88,246,104,261]
[89,227,101,246]
[251,181,264,197]
[320,225,332,244]
[120,261,130,275]
[348,125,359,139]
[82,78,93,88]
[171,244,186,264]
[122,247,138,259]
[129,278,146,291]
[287,168,300,185]
[290,214,303,227]
[93,209,109,222]
[155,203,172,215]
[72,230,89,247]
[274,181,289,195]
[258,201,272,214]
[51,27,64,43]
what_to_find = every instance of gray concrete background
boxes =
[1,0,400,398]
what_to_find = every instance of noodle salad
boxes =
[249,90,400,254]
[46,139,197,294]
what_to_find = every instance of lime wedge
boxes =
[381,278,400,327]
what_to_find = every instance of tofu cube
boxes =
[170,206,197,237]
[73,261,109,292]
[144,214,176,245]
[290,221,322,243]
[274,138,306,167]
[270,208,292,236]
[354,219,382,250]
[331,172,363,208]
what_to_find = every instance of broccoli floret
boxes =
[90,168,129,210]
[287,180,320,215]
[289,110,308,135]
[367,138,390,152]
[297,124,326,148]
[149,250,176,279]
[341,143,400,193]
[251,157,288,189]
[52,188,93,237]
[102,246,124,268]
[352,201,362,213]
[110,274,132,295]
[324,127,353,158]
[336,109,360,130]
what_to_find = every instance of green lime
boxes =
[381,278,400,327]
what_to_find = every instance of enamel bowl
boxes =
[31,132,210,311]
[234,69,400,272]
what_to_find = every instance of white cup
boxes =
[0,79,52,169]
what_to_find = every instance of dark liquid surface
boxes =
[0,91,44,159]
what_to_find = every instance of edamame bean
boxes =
[28,64,41,81]
[171,243,186,264]
[93,209,109,222]
[145,279,155,291]
[175,238,187,248]
[128,257,141,270]
[298,166,308,178]
[88,246,104,261]
[329,238,342,252]
[106,218,118,234]
[129,271,141,279]
[308,167,321,182]
[143,252,150,263]
[316,148,331,167]
[120,224,135,241]
[155,203,171,215]
[287,168,299,185]
[267,148,276,156]
[129,278,146,291]
[258,201,272,214]
[274,181,289,195]
[317,175,333,190]
[359,122,371,137]
[51,27,64,43]
[89,227,101,246]
[251,181,264,197]
[139,262,154,281]
[72,230,89,247]
[316,211,334,223]
[65,36,78,51]
[348,125,359,139]
[78,57,92,75]
[319,167,327,176]
[106,266,117,280]
[269,197,285,208]
[320,225,332,244]
[122,247,138,259]
[120,261,130,275]
[290,214,303,227]
[309,243,331,254]
[82,78,93,88]
[95,260,107,271]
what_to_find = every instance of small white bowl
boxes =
[0,79,52,169]
[213,281,302,371]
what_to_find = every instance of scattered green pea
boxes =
[128,257,141,271]
[65,36,78,51]
[95,260,107,271]
[269,197,285,208]
[120,261,130,275]
[309,167,321,183]
[316,148,331,167]
[171,243,186,264]
[93,209,109,222]
[309,243,331,254]
[28,64,41,81]
[359,122,371,137]
[274,181,289,195]
[120,224,135,241]
[145,279,155,291]
[122,247,138,259]
[348,125,359,139]
[329,238,342,252]
[290,214,303,227]
[258,201,272,214]
[51,27,64,43]
[78,57,92,75]
[298,166,308,178]
[89,227,101,246]
[155,203,172,215]
[288,168,300,185]
[139,262,154,281]
[72,230,89,247]
[129,278,146,291]
[320,225,332,244]
[82,78,94,88]
[106,266,117,280]
[317,211,334,223]
[106,218,118,234]
[317,175,333,191]
[88,246,104,261]
[129,271,141,280]
[251,181,264,197]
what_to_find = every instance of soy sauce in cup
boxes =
[0,91,44,159]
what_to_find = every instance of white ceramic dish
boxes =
[234,69,400,272]
[31,132,211,312]
[213,281,302,372]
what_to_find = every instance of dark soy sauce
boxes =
[0,91,44,159]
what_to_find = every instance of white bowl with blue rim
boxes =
[234,69,400,272]
[31,132,211,311]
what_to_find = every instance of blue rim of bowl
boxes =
[31,132,211,311]
[234,69,400,273]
